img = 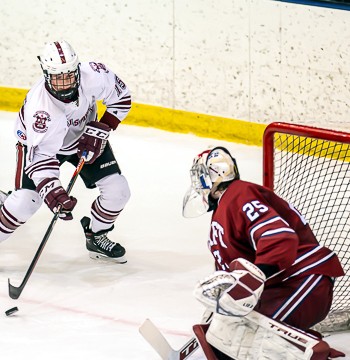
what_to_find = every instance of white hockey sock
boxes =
[91,173,130,232]
[0,189,42,242]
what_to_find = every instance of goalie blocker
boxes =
[193,311,345,360]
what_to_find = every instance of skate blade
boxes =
[88,252,127,264]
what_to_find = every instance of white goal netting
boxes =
[263,122,350,333]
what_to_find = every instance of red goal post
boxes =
[263,122,350,333]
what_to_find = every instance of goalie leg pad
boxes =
[193,324,218,360]
[193,324,233,360]
[205,313,334,360]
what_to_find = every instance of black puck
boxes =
[5,306,18,316]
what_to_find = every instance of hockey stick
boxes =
[8,155,86,300]
[139,319,199,360]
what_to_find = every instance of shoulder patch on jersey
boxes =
[89,62,109,73]
[16,130,27,140]
[32,111,51,133]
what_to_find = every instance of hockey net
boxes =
[263,122,350,334]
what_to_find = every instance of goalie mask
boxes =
[38,40,80,101]
[182,147,240,218]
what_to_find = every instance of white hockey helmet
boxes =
[206,147,239,189]
[38,40,80,101]
[182,147,239,218]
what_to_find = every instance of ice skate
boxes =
[81,216,127,264]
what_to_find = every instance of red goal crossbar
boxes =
[263,122,350,189]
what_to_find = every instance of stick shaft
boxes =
[8,156,86,299]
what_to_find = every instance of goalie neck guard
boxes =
[38,40,81,101]
[182,147,239,218]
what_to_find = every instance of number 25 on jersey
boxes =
[242,200,268,221]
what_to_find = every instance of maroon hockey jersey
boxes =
[208,180,344,285]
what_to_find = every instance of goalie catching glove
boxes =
[194,258,266,316]
[77,121,110,164]
[37,177,77,220]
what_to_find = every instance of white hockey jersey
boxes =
[14,61,131,186]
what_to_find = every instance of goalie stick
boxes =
[8,154,86,300]
[140,310,323,360]
[139,319,200,360]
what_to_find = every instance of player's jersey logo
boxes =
[89,62,109,73]
[16,130,27,140]
[33,111,51,133]
[67,105,94,127]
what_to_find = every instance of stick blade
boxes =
[139,319,175,360]
[8,279,22,300]
[139,319,200,360]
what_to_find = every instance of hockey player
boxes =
[0,40,131,263]
[183,147,345,359]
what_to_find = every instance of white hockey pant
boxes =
[0,189,43,242]
[90,173,131,232]
[206,312,330,360]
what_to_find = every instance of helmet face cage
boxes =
[182,164,211,218]
[190,162,212,192]
[43,67,80,101]
[182,147,239,218]
[182,152,212,218]
[38,41,81,101]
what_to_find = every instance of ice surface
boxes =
[0,111,348,359]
